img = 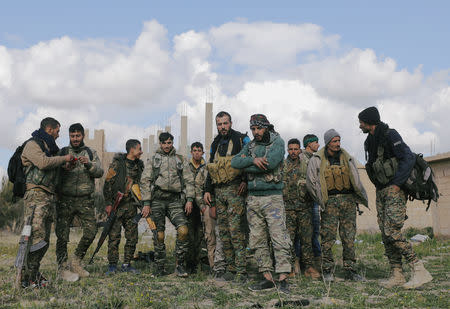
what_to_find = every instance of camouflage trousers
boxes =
[21,188,54,281]
[321,194,357,272]
[285,201,314,268]
[215,183,247,274]
[107,199,138,265]
[151,190,188,267]
[247,194,292,274]
[55,195,97,265]
[376,186,417,267]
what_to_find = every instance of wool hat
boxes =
[358,106,381,125]
[324,129,340,146]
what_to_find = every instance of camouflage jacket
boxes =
[103,153,144,206]
[185,158,207,210]
[140,147,195,205]
[58,145,103,197]
[21,139,66,194]
[282,156,302,202]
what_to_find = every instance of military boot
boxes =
[402,260,432,289]
[379,267,406,288]
[59,263,79,282]
[304,266,321,280]
[70,256,90,278]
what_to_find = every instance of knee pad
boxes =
[177,225,188,241]
[157,231,165,243]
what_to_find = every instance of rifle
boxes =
[130,184,156,230]
[14,205,36,289]
[88,191,124,264]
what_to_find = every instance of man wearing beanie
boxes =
[306,129,368,282]
[231,114,292,294]
[359,106,432,289]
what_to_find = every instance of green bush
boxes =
[0,177,24,232]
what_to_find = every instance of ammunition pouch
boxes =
[324,165,351,191]
[371,145,399,185]
[207,155,241,184]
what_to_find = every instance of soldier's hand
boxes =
[78,156,89,164]
[64,154,74,162]
[253,157,268,170]
[238,182,247,196]
[200,206,207,214]
[204,192,212,207]
[142,205,151,218]
[105,205,112,216]
[185,201,193,215]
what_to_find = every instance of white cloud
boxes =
[0,19,448,167]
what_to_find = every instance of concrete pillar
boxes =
[165,125,171,133]
[180,115,188,157]
[149,135,155,157]
[142,138,149,162]
[205,102,213,162]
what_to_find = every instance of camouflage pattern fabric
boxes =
[213,221,226,272]
[55,195,97,264]
[376,185,417,267]
[282,157,302,207]
[247,194,292,274]
[150,190,188,267]
[215,182,247,274]
[285,201,314,268]
[22,188,54,281]
[107,200,138,265]
[321,194,357,272]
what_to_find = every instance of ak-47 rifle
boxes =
[14,205,36,289]
[130,184,156,230]
[89,191,124,264]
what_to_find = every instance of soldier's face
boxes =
[359,120,371,134]
[160,139,173,154]
[308,141,320,152]
[130,144,143,159]
[69,131,84,148]
[46,125,60,140]
[288,143,301,160]
[251,125,266,141]
[327,137,341,153]
[191,146,204,162]
[216,116,232,136]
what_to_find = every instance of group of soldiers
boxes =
[18,106,433,293]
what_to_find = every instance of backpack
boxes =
[7,138,46,200]
[404,153,439,210]
[60,146,94,161]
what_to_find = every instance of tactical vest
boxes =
[150,152,184,195]
[371,143,399,185]
[324,154,352,191]
[207,139,241,184]
[247,139,283,183]
[112,155,144,197]
[25,140,58,192]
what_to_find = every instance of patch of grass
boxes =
[0,229,449,308]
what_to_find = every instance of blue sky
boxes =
[0,1,449,174]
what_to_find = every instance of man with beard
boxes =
[231,114,292,293]
[104,139,144,275]
[359,106,432,289]
[283,138,320,279]
[140,132,194,277]
[306,129,368,282]
[20,117,74,287]
[56,123,103,280]
[204,111,250,283]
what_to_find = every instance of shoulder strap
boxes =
[85,147,94,161]
[151,153,162,183]
[175,155,184,188]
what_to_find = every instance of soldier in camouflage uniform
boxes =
[204,111,250,282]
[56,123,103,279]
[103,139,144,275]
[282,138,320,279]
[140,132,195,277]
[232,114,291,293]
[307,129,368,282]
[359,106,432,289]
[20,117,74,287]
